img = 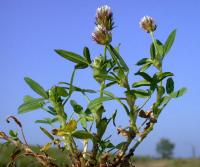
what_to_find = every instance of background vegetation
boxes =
[0,144,199,167]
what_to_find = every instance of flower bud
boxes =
[95,5,114,31]
[93,56,103,69]
[92,25,112,45]
[93,56,107,83]
[139,16,157,33]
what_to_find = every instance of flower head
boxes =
[95,5,114,31]
[92,25,112,45]
[139,16,157,33]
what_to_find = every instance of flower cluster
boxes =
[92,5,114,45]
[139,16,157,33]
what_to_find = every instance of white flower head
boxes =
[139,16,157,33]
[95,5,114,31]
[92,25,112,45]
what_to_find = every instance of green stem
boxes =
[103,45,107,61]
[150,31,158,55]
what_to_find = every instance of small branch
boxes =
[6,116,28,146]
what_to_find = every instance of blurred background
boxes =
[0,0,199,161]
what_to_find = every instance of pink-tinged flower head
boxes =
[92,25,112,45]
[139,16,157,33]
[95,5,114,31]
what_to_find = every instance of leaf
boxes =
[112,110,117,127]
[80,117,87,129]
[136,58,151,66]
[9,130,18,138]
[40,127,54,140]
[107,45,129,71]
[103,91,116,98]
[64,120,77,132]
[35,118,58,125]
[158,96,171,106]
[70,100,83,114]
[83,47,92,64]
[135,72,152,82]
[166,78,174,94]
[131,89,151,98]
[59,82,96,93]
[104,81,117,88]
[72,130,93,139]
[75,63,88,69]
[18,98,45,114]
[40,142,52,152]
[94,74,118,82]
[132,80,151,88]
[150,43,156,59]
[115,141,127,149]
[24,77,48,99]
[56,87,68,97]
[101,140,115,149]
[170,87,187,98]
[139,63,152,72]
[97,118,108,138]
[164,29,176,56]
[155,39,164,58]
[55,49,88,64]
[88,96,113,109]
[156,72,174,82]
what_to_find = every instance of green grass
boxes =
[0,144,199,167]
[0,144,70,167]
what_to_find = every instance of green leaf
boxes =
[70,100,83,114]
[88,96,113,109]
[59,82,96,94]
[170,87,187,98]
[80,117,87,129]
[155,39,164,58]
[75,63,88,69]
[56,87,68,97]
[97,118,108,138]
[112,110,117,127]
[135,72,152,82]
[40,127,54,140]
[156,72,174,82]
[158,96,171,106]
[72,130,93,139]
[166,78,174,94]
[35,118,58,125]
[131,89,151,98]
[103,91,116,98]
[150,43,156,59]
[64,120,77,132]
[9,130,18,138]
[139,63,152,72]
[132,80,151,88]
[83,47,92,64]
[55,49,88,64]
[164,29,176,56]
[24,77,48,99]
[94,74,118,82]
[115,142,127,149]
[18,97,45,114]
[136,58,151,66]
[104,81,117,88]
[107,45,129,71]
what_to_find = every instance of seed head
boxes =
[139,16,157,33]
[92,25,112,45]
[95,5,114,31]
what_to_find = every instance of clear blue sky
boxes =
[0,0,200,158]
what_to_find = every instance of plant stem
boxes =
[103,45,107,61]
[150,31,158,55]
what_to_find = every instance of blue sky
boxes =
[0,0,200,157]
